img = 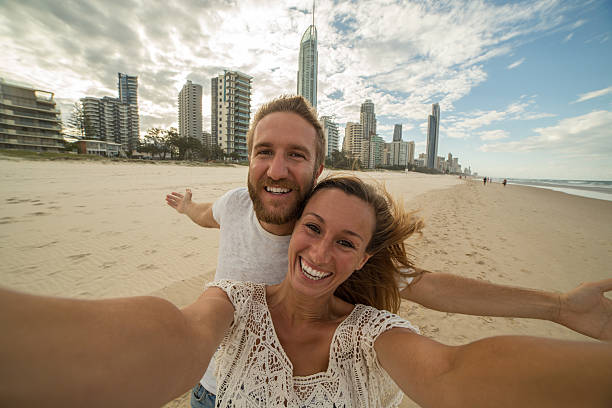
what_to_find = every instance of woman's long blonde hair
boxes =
[302,175,424,313]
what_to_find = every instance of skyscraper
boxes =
[393,124,402,142]
[426,103,440,169]
[320,116,339,157]
[360,99,376,168]
[297,5,317,108]
[211,70,252,161]
[81,96,129,148]
[117,73,139,152]
[178,80,203,141]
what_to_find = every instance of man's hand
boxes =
[166,189,192,214]
[557,278,612,341]
[165,189,219,229]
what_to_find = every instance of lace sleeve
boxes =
[358,306,420,407]
[206,279,256,323]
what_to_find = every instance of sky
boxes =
[1,0,611,179]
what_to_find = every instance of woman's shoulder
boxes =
[207,280,265,307]
[350,304,420,340]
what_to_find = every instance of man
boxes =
[166,96,612,408]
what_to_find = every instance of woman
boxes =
[1,176,611,407]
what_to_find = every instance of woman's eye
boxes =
[305,223,320,233]
[338,239,355,249]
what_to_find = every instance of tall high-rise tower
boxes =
[117,73,139,152]
[178,80,203,141]
[426,103,440,169]
[297,3,317,108]
[211,70,252,161]
[393,124,402,142]
[360,99,376,168]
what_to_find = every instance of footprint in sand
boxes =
[137,264,159,270]
[29,212,49,216]
[0,216,15,224]
[111,244,131,250]
[67,253,91,260]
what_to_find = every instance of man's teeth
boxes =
[300,259,331,280]
[266,186,291,194]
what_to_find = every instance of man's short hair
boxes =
[247,95,325,170]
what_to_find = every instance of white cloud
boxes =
[0,0,587,141]
[479,110,612,154]
[562,32,574,42]
[479,130,509,140]
[507,57,525,69]
[572,86,612,103]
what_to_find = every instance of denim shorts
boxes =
[190,383,216,408]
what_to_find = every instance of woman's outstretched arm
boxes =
[0,287,233,408]
[376,328,612,407]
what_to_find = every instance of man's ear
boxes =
[315,164,324,179]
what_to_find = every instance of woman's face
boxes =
[287,188,375,299]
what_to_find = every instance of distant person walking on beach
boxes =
[483,176,487,185]
[165,95,612,408]
[503,179,507,187]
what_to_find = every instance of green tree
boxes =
[67,102,85,138]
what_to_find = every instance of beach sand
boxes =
[0,158,610,407]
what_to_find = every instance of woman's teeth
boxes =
[300,259,331,280]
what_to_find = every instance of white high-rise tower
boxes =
[297,3,317,108]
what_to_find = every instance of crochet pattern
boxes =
[209,280,418,407]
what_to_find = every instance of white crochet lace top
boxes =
[209,279,419,407]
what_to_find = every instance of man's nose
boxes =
[267,154,289,180]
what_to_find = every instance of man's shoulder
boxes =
[216,187,251,210]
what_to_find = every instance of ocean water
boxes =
[501,178,612,202]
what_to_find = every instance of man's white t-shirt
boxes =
[199,187,291,393]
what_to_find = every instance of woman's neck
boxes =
[266,280,351,325]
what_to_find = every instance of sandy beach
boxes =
[1,158,610,408]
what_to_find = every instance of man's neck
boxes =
[258,219,296,236]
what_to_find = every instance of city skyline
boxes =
[1,0,610,179]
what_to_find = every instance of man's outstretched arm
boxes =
[166,188,219,228]
[401,270,612,341]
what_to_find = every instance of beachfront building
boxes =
[393,124,402,142]
[211,70,252,161]
[117,73,140,152]
[320,115,339,157]
[372,135,385,167]
[178,80,203,141]
[0,77,63,152]
[76,139,121,157]
[342,122,363,162]
[360,99,376,169]
[426,103,440,169]
[81,96,130,152]
[384,140,415,167]
[297,5,317,108]
[81,72,140,154]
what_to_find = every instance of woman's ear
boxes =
[357,253,372,271]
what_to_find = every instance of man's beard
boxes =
[248,174,316,225]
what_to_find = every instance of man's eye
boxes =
[257,150,272,156]
[338,240,355,249]
[305,223,320,233]
[289,152,305,159]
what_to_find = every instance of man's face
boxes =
[247,112,323,230]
